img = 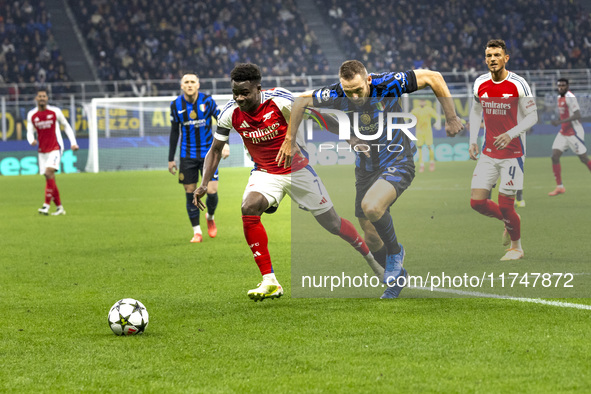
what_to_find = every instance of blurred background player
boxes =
[469,39,538,261]
[168,73,229,243]
[194,63,380,301]
[283,60,464,298]
[548,78,591,196]
[27,88,78,216]
[411,99,438,172]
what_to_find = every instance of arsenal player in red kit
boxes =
[193,63,381,301]
[468,39,538,261]
[548,78,591,196]
[27,89,79,215]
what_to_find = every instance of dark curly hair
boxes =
[230,63,262,84]
[486,39,508,54]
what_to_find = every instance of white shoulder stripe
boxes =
[508,73,532,96]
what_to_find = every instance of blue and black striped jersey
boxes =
[168,93,219,161]
[312,70,418,172]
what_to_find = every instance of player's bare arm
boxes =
[221,143,230,159]
[551,109,581,126]
[193,134,227,209]
[414,70,464,137]
[276,92,313,168]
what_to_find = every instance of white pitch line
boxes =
[410,286,591,310]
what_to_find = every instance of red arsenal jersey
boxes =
[26,105,75,153]
[217,88,308,174]
[472,72,537,159]
[557,91,582,136]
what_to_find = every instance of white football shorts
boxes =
[38,150,61,174]
[551,132,587,155]
[471,154,524,196]
[243,166,333,216]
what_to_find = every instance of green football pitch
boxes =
[1,157,590,392]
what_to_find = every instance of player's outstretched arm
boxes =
[414,70,463,137]
[276,91,314,168]
[193,134,227,209]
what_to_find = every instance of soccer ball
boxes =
[107,298,149,336]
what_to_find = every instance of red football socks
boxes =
[242,215,273,275]
[552,163,562,185]
[498,195,521,241]
[45,178,61,206]
[470,198,503,220]
[338,218,370,256]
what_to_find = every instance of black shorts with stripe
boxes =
[178,158,219,185]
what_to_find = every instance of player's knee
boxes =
[241,199,265,216]
[578,154,589,164]
[470,198,485,212]
[324,220,341,235]
[361,201,384,222]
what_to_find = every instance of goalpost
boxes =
[84,95,253,173]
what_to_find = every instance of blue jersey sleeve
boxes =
[170,99,180,123]
[371,70,418,97]
[312,82,341,107]
[208,96,220,120]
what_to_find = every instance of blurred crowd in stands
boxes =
[319,0,591,73]
[0,0,72,92]
[67,0,329,84]
[1,0,591,92]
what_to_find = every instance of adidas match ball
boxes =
[107,298,149,336]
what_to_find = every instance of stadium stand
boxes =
[316,0,591,73]
[66,0,330,81]
[0,0,71,87]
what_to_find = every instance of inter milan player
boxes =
[27,88,78,216]
[280,60,464,298]
[468,39,538,261]
[168,73,229,243]
[193,63,381,301]
[548,78,591,196]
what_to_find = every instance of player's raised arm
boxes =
[276,91,314,168]
[414,69,463,137]
[468,97,483,160]
[193,128,229,209]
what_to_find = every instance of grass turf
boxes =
[1,156,590,392]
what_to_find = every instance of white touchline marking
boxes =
[410,286,591,310]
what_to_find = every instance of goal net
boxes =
[84,95,252,172]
